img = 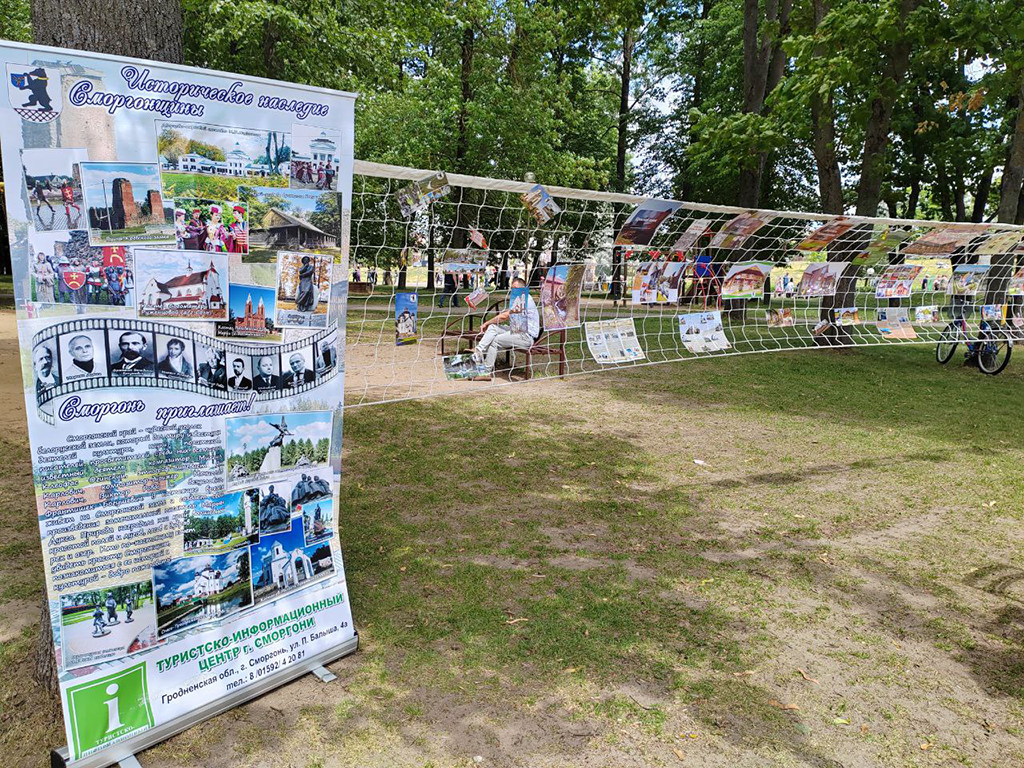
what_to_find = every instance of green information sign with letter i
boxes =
[66,664,155,757]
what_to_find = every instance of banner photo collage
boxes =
[0,41,356,763]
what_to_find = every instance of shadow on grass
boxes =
[703,451,952,490]
[338,393,866,767]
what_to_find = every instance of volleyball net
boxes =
[344,160,1024,407]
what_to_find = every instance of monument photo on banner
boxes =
[0,40,358,764]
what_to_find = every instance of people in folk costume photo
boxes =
[206,204,229,252]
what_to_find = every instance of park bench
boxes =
[438,298,567,380]
[349,281,373,296]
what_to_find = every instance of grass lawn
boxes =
[160,171,288,201]
[2,333,1024,767]
[184,533,251,555]
[95,224,176,243]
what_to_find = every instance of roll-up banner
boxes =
[0,40,357,766]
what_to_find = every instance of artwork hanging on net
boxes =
[521,184,561,225]
[615,199,681,246]
[903,225,986,256]
[395,291,418,345]
[443,353,491,380]
[710,211,772,249]
[678,311,730,353]
[765,308,795,327]
[1009,266,1024,295]
[721,262,772,300]
[797,217,855,251]
[853,227,911,267]
[671,219,712,256]
[835,307,861,326]
[395,172,450,219]
[585,318,645,364]
[947,264,989,297]
[540,263,584,330]
[874,264,922,299]
[977,230,1024,256]
[796,262,848,298]
[876,307,917,339]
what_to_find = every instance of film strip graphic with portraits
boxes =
[32,317,340,424]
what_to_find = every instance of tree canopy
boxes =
[10,0,1024,222]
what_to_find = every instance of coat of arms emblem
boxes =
[7,64,62,123]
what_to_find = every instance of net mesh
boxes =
[345,161,1024,407]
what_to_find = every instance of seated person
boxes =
[471,278,539,375]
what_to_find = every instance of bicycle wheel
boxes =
[935,322,960,364]
[977,328,1012,375]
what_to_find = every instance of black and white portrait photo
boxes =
[251,353,281,393]
[33,339,59,394]
[155,334,195,381]
[59,330,107,382]
[227,354,253,392]
[107,328,156,376]
[281,346,316,389]
[195,341,227,390]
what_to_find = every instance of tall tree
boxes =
[737,0,791,207]
[807,0,842,213]
[32,0,182,61]
[852,0,921,216]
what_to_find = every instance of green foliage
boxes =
[0,0,31,43]
[7,0,1024,215]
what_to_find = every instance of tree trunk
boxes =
[681,0,714,201]
[986,82,1024,303]
[615,27,633,194]
[32,0,183,61]
[953,173,967,221]
[854,0,920,216]
[737,0,770,207]
[809,1,842,213]
[452,25,475,250]
[811,95,843,213]
[29,0,184,700]
[971,166,994,222]
[997,81,1024,224]
[427,204,436,290]
[610,27,634,304]
[937,163,954,221]
[738,0,790,208]
[906,176,921,219]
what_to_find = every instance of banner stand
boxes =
[50,634,357,768]
[0,40,360,768]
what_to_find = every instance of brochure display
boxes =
[0,41,358,767]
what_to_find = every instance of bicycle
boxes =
[936,314,1012,375]
[976,319,1013,375]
